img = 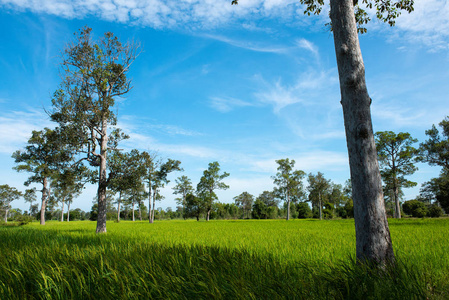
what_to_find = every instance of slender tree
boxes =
[50,27,139,233]
[150,159,182,223]
[23,188,37,216]
[12,128,71,225]
[172,175,194,219]
[234,192,254,219]
[420,116,449,171]
[375,131,419,219]
[197,162,229,221]
[272,158,306,221]
[0,185,22,223]
[232,0,414,264]
[307,172,331,220]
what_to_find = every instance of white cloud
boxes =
[250,151,348,173]
[209,96,255,112]
[254,69,338,113]
[0,0,300,29]
[0,108,53,154]
[201,33,291,54]
[394,0,449,51]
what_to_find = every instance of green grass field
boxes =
[1,218,448,299]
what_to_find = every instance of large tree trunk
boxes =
[60,199,65,222]
[330,0,395,264]
[96,123,108,234]
[40,177,48,225]
[393,175,401,219]
[148,181,152,223]
[132,200,135,221]
[150,190,156,223]
[206,209,210,221]
[286,194,290,221]
[117,191,121,222]
[138,201,142,221]
[4,208,8,223]
[67,201,71,222]
[319,191,322,220]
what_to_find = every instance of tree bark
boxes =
[206,209,210,221]
[132,200,135,222]
[330,0,395,264]
[393,175,401,219]
[286,194,290,221]
[40,177,48,225]
[148,181,152,223]
[319,191,322,220]
[96,121,108,234]
[4,208,8,223]
[150,190,156,223]
[138,201,142,221]
[60,199,65,222]
[67,201,71,222]
[117,191,121,222]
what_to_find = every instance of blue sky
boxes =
[1,0,448,213]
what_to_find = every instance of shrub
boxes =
[296,202,312,219]
[428,204,444,218]
[402,200,428,218]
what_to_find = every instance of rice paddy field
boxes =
[1,218,448,299]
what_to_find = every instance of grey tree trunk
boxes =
[60,199,65,222]
[117,191,121,222]
[138,201,142,221]
[40,177,48,225]
[286,193,290,221]
[206,209,210,221]
[393,175,401,219]
[67,201,71,222]
[96,122,108,234]
[4,208,8,223]
[319,191,322,220]
[150,190,156,223]
[148,181,152,223]
[132,201,135,221]
[330,0,395,264]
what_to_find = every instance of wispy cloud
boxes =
[0,0,299,29]
[209,96,255,113]
[0,108,53,154]
[250,151,348,173]
[201,33,291,54]
[254,69,338,113]
[394,0,449,51]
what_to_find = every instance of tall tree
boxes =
[12,128,71,225]
[50,27,139,233]
[375,131,419,219]
[197,162,230,221]
[307,172,331,220]
[234,192,254,219]
[149,159,182,223]
[420,116,449,171]
[23,188,37,216]
[0,185,22,223]
[272,158,306,221]
[172,175,194,218]
[232,0,414,264]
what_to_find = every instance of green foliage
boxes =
[428,204,444,218]
[419,116,449,171]
[296,202,312,219]
[232,0,414,33]
[344,199,354,218]
[197,162,229,219]
[234,191,254,219]
[1,219,448,298]
[402,200,427,218]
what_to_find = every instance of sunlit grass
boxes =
[1,218,448,299]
